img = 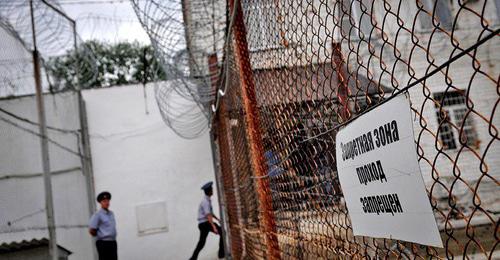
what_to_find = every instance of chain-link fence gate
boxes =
[209,0,499,259]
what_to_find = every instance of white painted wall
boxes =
[0,92,94,260]
[83,84,221,260]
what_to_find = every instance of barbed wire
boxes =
[130,0,227,138]
[0,0,94,162]
[0,0,130,6]
[0,0,98,95]
[0,106,80,134]
[0,115,85,158]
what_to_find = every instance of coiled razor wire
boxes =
[131,0,227,138]
[0,0,98,95]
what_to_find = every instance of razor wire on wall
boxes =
[131,0,227,139]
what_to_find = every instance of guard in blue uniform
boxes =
[89,191,118,260]
[189,182,225,260]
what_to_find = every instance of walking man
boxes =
[89,191,118,260]
[190,181,225,260]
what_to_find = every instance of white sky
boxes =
[61,1,150,44]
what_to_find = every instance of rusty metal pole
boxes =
[72,21,96,213]
[212,103,236,260]
[214,96,245,259]
[29,1,58,260]
[72,22,97,260]
[142,47,150,115]
[332,42,350,121]
[207,53,233,259]
[225,116,246,259]
[227,0,280,258]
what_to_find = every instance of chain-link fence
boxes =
[210,0,499,259]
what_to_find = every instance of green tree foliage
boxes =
[46,41,166,91]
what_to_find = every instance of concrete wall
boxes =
[83,84,220,260]
[0,92,94,260]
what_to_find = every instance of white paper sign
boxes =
[335,95,443,247]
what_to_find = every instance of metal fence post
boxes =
[214,98,245,259]
[71,20,97,220]
[332,42,350,122]
[227,0,280,258]
[208,53,233,259]
[29,1,58,259]
[77,93,97,260]
[210,128,233,260]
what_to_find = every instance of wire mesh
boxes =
[131,0,227,139]
[210,0,499,259]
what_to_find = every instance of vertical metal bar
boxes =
[181,0,197,77]
[77,95,95,211]
[225,115,247,259]
[29,1,58,260]
[142,48,150,115]
[72,25,97,260]
[208,53,232,259]
[77,93,97,260]
[213,104,236,259]
[227,0,280,258]
[72,27,98,260]
[72,21,92,212]
[210,128,233,260]
[72,20,97,218]
[74,28,97,260]
[72,21,79,91]
[332,42,350,121]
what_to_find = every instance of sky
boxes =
[61,0,150,44]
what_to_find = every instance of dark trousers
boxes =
[96,240,117,260]
[190,221,224,260]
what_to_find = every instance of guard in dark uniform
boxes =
[189,182,225,260]
[89,191,118,260]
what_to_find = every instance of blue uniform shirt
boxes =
[197,195,213,224]
[89,209,117,241]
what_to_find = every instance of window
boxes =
[434,91,478,150]
[244,1,281,51]
[419,0,453,31]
